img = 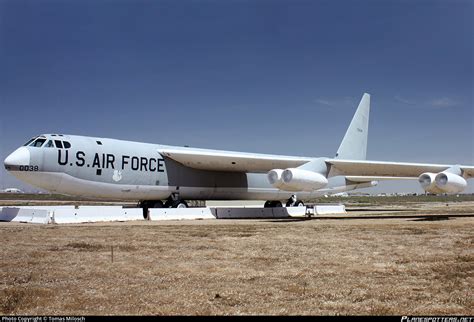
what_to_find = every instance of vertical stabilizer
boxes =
[335,93,370,160]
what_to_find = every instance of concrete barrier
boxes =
[0,205,310,224]
[216,207,274,219]
[0,206,144,224]
[0,207,50,224]
[215,207,306,219]
[149,208,216,220]
[52,206,144,224]
[280,207,307,217]
[313,204,346,215]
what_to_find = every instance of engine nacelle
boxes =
[435,172,467,194]
[418,172,444,194]
[267,169,285,189]
[267,169,300,191]
[280,168,328,192]
[419,172,467,194]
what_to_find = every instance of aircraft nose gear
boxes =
[286,195,304,207]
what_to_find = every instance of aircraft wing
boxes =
[159,148,312,172]
[327,159,474,179]
[159,148,474,179]
[345,176,418,183]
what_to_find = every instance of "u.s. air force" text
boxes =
[57,151,165,172]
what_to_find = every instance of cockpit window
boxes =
[29,138,46,147]
[23,138,36,146]
[54,140,63,149]
[63,141,71,149]
[44,140,54,148]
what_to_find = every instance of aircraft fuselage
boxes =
[4,134,372,201]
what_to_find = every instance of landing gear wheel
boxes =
[271,201,283,207]
[286,199,304,207]
[140,201,151,220]
[294,200,305,207]
[264,200,282,208]
[286,195,301,207]
[167,200,188,208]
[142,207,149,220]
[152,200,164,208]
[170,200,188,208]
[140,200,165,219]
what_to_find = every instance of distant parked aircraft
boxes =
[4,93,473,216]
[2,188,23,193]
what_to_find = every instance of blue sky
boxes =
[0,0,473,193]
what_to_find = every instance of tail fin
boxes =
[335,93,370,160]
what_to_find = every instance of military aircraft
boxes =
[4,93,473,215]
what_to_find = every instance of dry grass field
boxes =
[0,202,473,315]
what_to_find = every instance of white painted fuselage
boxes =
[4,134,373,201]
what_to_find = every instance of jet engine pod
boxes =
[267,169,284,189]
[435,172,467,194]
[281,168,328,192]
[418,172,444,194]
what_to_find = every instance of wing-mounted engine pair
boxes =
[419,166,467,194]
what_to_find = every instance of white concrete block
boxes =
[214,207,305,219]
[215,207,274,219]
[276,207,307,217]
[0,207,49,224]
[149,208,216,221]
[314,204,346,215]
[52,206,144,224]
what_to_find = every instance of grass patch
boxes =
[0,202,472,315]
[65,242,105,251]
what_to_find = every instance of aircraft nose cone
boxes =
[4,147,30,170]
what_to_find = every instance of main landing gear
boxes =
[264,200,283,208]
[164,199,188,208]
[264,195,305,208]
[140,194,188,219]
